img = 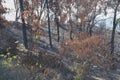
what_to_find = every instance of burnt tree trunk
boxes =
[89,12,96,36]
[110,1,120,54]
[55,14,60,42]
[19,0,28,49]
[70,21,73,40]
[46,0,52,48]
[89,21,94,36]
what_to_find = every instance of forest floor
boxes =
[0,22,120,80]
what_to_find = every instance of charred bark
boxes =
[110,1,120,54]
[46,0,52,48]
[55,14,60,42]
[19,0,28,49]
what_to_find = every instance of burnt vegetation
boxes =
[0,0,120,80]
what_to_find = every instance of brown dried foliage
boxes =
[60,33,111,70]
[60,33,110,59]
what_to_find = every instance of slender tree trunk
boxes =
[110,2,119,54]
[55,14,60,42]
[89,15,95,36]
[70,21,73,40]
[56,19,60,42]
[89,27,93,36]
[47,0,52,48]
[19,0,28,49]
[86,21,90,34]
[89,24,93,36]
